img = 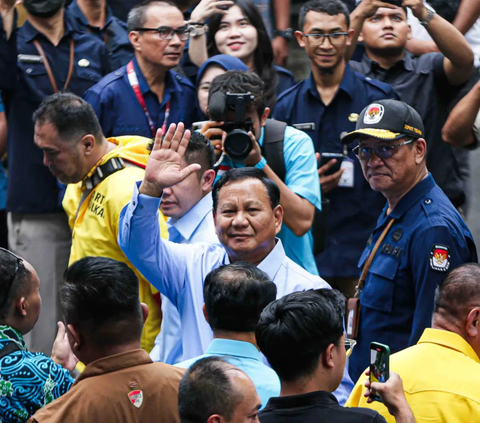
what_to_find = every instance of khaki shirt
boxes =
[28,350,184,423]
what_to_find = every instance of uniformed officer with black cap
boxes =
[342,99,478,382]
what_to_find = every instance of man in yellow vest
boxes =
[33,92,167,352]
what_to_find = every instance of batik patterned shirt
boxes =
[0,326,74,423]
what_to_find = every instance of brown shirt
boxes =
[28,349,184,423]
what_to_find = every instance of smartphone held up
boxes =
[369,342,390,402]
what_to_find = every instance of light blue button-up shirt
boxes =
[150,192,218,364]
[215,125,322,275]
[177,338,281,409]
[118,182,354,404]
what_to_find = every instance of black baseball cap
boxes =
[341,99,425,144]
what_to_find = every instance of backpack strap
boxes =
[262,119,287,182]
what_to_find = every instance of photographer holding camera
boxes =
[199,70,321,275]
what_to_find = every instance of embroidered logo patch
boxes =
[364,104,384,124]
[128,390,143,408]
[430,245,451,272]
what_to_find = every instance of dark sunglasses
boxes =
[353,139,414,161]
[0,248,23,310]
[133,25,190,41]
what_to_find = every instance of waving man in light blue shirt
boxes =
[118,123,354,404]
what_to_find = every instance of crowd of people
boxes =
[0,0,480,421]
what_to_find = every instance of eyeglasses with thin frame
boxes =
[353,139,414,161]
[302,32,348,46]
[0,248,23,310]
[133,25,190,41]
[341,338,357,358]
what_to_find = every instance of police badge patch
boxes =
[128,390,144,408]
[430,245,451,272]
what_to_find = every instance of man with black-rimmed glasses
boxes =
[341,99,477,382]
[273,0,396,299]
[0,248,76,423]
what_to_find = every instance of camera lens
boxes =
[224,129,253,161]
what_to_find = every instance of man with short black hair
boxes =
[178,356,262,423]
[29,257,184,423]
[201,70,321,275]
[85,0,197,138]
[256,289,415,423]
[0,249,75,423]
[34,92,169,352]
[177,263,280,408]
[118,123,355,403]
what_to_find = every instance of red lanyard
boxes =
[127,60,170,138]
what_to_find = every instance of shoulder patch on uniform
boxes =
[430,244,451,272]
[128,390,143,408]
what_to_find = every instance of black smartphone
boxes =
[319,152,345,175]
[384,0,403,6]
[369,342,390,402]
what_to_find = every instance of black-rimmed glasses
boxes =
[302,32,348,46]
[133,25,190,41]
[353,139,414,161]
[0,248,23,310]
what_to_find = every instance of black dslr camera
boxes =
[208,91,255,161]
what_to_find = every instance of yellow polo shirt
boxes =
[63,136,168,353]
[346,328,480,422]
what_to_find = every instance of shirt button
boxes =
[115,71,122,76]
[175,74,182,80]
[133,201,136,206]
[26,68,33,74]
[139,205,143,209]
[366,77,371,81]
[425,199,432,205]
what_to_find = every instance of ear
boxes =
[358,30,364,43]
[67,324,83,354]
[207,415,223,423]
[202,169,216,192]
[128,31,141,51]
[18,297,28,317]
[295,30,306,48]
[466,307,480,338]
[414,138,427,164]
[407,24,412,41]
[346,28,355,46]
[261,108,270,127]
[321,343,336,369]
[202,303,209,323]
[80,134,96,156]
[273,204,284,235]
[141,302,149,324]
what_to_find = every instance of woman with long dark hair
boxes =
[188,0,295,109]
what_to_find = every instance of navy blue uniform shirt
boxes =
[84,56,197,138]
[1,14,109,214]
[273,65,396,278]
[67,0,133,70]
[349,174,477,382]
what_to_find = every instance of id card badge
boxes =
[338,157,354,188]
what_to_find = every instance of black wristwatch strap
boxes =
[273,28,293,41]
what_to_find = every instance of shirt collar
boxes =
[23,15,74,43]
[68,0,114,30]
[76,349,152,385]
[305,65,354,101]
[0,325,27,351]
[168,193,213,242]
[257,239,286,280]
[206,339,262,361]
[362,51,414,73]
[386,173,435,219]
[418,328,480,364]
[132,56,176,99]
[263,390,337,411]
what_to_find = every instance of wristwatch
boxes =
[420,4,436,28]
[188,23,209,38]
[273,28,293,41]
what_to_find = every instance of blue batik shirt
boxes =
[0,326,74,423]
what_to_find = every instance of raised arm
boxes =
[0,0,16,40]
[405,0,474,85]
[453,0,480,36]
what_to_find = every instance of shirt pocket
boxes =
[361,255,400,314]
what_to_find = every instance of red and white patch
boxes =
[128,390,143,408]
[429,245,451,272]
[364,103,384,124]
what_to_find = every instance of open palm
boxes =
[141,123,201,197]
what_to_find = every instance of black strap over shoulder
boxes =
[262,119,287,182]
[85,157,126,190]
[0,341,20,360]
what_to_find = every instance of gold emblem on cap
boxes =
[348,113,359,122]
[78,59,90,67]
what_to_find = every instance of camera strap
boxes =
[347,218,395,339]
[262,119,287,182]
[126,60,170,138]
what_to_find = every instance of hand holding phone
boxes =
[369,342,390,402]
